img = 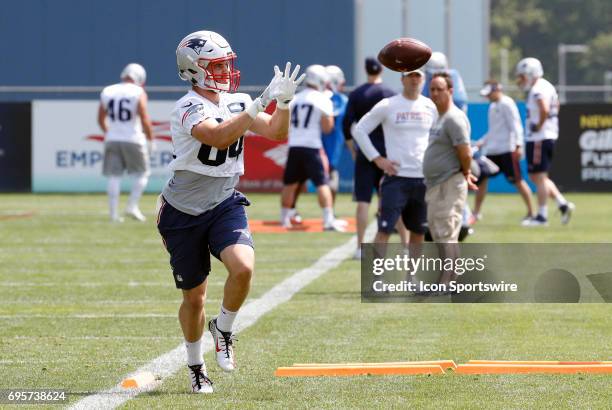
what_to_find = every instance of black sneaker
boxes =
[188,364,213,394]
[525,214,548,227]
[559,202,575,225]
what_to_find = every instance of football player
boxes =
[423,51,468,113]
[98,63,153,222]
[516,57,575,225]
[279,64,345,231]
[156,30,304,393]
[322,65,348,203]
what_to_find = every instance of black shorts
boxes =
[353,151,384,203]
[526,140,555,173]
[377,176,427,234]
[283,147,328,187]
[157,191,254,290]
[487,152,523,183]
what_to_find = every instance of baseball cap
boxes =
[480,81,502,96]
[365,57,382,75]
[401,69,424,77]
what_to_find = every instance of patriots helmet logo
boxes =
[182,38,213,55]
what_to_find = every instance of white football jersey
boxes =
[168,90,252,177]
[288,88,334,149]
[526,78,559,142]
[100,83,146,145]
[353,94,437,178]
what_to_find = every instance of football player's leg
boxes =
[107,176,122,222]
[280,183,300,227]
[102,143,125,222]
[208,194,255,371]
[530,172,548,217]
[281,148,304,227]
[219,244,254,312]
[125,143,150,221]
[180,280,208,347]
[126,172,149,221]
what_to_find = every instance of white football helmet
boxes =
[176,30,240,92]
[515,57,543,91]
[121,63,146,87]
[304,64,329,92]
[426,52,448,71]
[325,65,345,93]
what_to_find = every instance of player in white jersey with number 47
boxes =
[98,63,154,222]
[280,64,346,231]
[156,30,304,394]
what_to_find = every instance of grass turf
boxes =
[0,192,610,409]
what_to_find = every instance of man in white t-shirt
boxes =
[516,57,574,226]
[353,69,437,255]
[157,30,304,393]
[279,64,345,231]
[98,63,153,222]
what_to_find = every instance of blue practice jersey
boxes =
[322,92,348,168]
[423,68,468,112]
[342,82,396,155]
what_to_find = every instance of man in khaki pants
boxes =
[423,73,478,285]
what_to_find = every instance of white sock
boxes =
[555,195,567,207]
[539,206,548,218]
[281,207,291,224]
[185,337,204,366]
[216,306,237,332]
[107,177,121,219]
[127,173,149,210]
[323,207,334,225]
[288,208,297,218]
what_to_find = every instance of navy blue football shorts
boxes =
[487,152,523,183]
[526,140,555,173]
[283,147,329,187]
[157,191,254,290]
[377,176,427,234]
[353,151,384,203]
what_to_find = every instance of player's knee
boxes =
[183,287,206,310]
[229,262,253,284]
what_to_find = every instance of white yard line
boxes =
[0,313,177,319]
[69,226,372,410]
[6,336,181,340]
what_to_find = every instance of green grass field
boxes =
[0,192,610,409]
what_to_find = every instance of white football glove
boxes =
[271,62,306,109]
[246,70,282,119]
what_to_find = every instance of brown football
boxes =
[377,38,432,72]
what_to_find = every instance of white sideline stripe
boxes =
[6,336,181,340]
[69,226,372,410]
[0,314,177,319]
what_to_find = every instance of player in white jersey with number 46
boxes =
[98,63,154,223]
[156,30,304,394]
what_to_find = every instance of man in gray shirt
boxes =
[423,72,477,244]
